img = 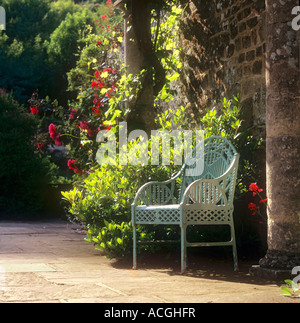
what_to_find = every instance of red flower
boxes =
[79,120,89,130]
[69,109,77,120]
[249,183,263,197]
[103,68,112,73]
[92,103,101,116]
[249,183,259,192]
[95,70,102,78]
[93,96,101,104]
[259,198,268,204]
[96,40,102,46]
[91,80,105,89]
[38,143,45,150]
[87,128,96,137]
[112,68,118,74]
[105,88,115,98]
[248,202,260,215]
[101,14,108,21]
[67,159,77,170]
[106,0,113,6]
[91,80,99,88]
[68,160,84,174]
[79,121,95,137]
[30,106,39,114]
[74,168,84,174]
[100,124,112,132]
[54,134,63,146]
[49,123,56,135]
[49,123,63,146]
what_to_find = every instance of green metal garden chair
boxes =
[131,136,240,273]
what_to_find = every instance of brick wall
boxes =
[179,0,266,134]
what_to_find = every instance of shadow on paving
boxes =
[112,248,280,287]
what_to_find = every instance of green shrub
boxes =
[85,221,154,258]
[0,90,49,214]
[62,163,171,257]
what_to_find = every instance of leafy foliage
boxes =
[0,0,120,104]
[280,279,300,298]
[0,90,50,213]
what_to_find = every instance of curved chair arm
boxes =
[132,165,185,206]
[182,153,239,206]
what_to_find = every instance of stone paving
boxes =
[0,220,298,303]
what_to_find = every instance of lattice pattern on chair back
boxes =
[138,183,175,205]
[179,136,237,203]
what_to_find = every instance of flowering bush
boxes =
[27,4,124,176]
[248,182,268,221]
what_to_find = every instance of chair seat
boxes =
[135,204,181,224]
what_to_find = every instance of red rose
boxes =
[249,183,259,192]
[30,106,39,114]
[49,123,63,146]
[49,123,56,135]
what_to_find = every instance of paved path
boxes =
[0,220,298,303]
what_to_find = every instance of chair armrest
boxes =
[132,166,185,206]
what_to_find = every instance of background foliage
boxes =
[0,0,117,105]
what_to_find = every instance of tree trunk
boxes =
[122,0,156,135]
[253,0,300,274]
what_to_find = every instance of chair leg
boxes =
[133,225,137,270]
[230,224,239,271]
[232,243,238,272]
[181,226,187,273]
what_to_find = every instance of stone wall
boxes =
[179,0,266,134]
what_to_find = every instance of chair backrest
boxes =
[179,136,237,202]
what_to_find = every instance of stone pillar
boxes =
[251,0,300,280]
